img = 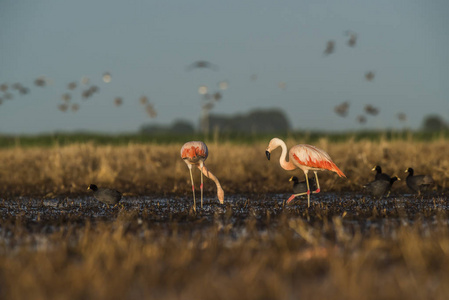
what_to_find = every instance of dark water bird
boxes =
[334,101,350,117]
[364,176,400,198]
[372,165,390,181]
[0,83,8,92]
[266,138,346,207]
[364,104,379,116]
[87,184,122,205]
[324,40,335,55]
[365,71,375,81]
[405,168,435,193]
[289,176,317,194]
[4,92,13,100]
[181,141,224,210]
[186,61,219,71]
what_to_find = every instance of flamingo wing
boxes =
[291,144,346,177]
[181,141,209,161]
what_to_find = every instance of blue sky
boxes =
[0,0,448,133]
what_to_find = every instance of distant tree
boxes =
[422,115,448,131]
[140,119,195,134]
[209,108,291,134]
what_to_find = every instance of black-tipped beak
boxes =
[265,150,271,160]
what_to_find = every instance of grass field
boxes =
[1,135,449,299]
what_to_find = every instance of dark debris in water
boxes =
[0,192,447,237]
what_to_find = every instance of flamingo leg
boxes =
[305,171,311,207]
[312,171,321,193]
[188,165,196,212]
[200,161,204,209]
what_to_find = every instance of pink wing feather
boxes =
[291,144,346,177]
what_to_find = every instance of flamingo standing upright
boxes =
[265,138,346,207]
[180,141,224,211]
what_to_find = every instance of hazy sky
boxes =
[0,0,448,134]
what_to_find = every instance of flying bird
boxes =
[140,95,148,105]
[365,71,375,81]
[71,103,79,112]
[345,31,357,47]
[186,61,219,71]
[372,165,391,181]
[265,138,346,207]
[114,97,123,106]
[67,82,77,90]
[334,102,350,117]
[357,115,366,124]
[324,40,335,55]
[397,113,407,122]
[181,141,224,211]
[364,104,379,116]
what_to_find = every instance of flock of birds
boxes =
[87,138,435,210]
[0,73,158,118]
[325,31,408,126]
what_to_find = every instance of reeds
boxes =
[0,138,447,197]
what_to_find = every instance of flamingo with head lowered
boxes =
[181,141,224,211]
[265,138,346,207]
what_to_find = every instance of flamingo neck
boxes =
[198,165,224,203]
[275,139,296,171]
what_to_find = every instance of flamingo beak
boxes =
[265,151,271,160]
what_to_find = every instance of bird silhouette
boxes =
[324,40,335,55]
[345,31,357,47]
[186,61,219,71]
[365,71,375,81]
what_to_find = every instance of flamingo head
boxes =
[266,137,283,160]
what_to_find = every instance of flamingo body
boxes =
[290,144,346,177]
[180,141,208,163]
[266,138,346,206]
[181,141,224,210]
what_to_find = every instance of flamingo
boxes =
[265,138,346,207]
[180,141,224,210]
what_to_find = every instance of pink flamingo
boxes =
[180,141,224,211]
[265,138,346,207]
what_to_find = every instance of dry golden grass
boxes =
[0,138,448,197]
[1,212,449,300]
[0,139,448,299]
